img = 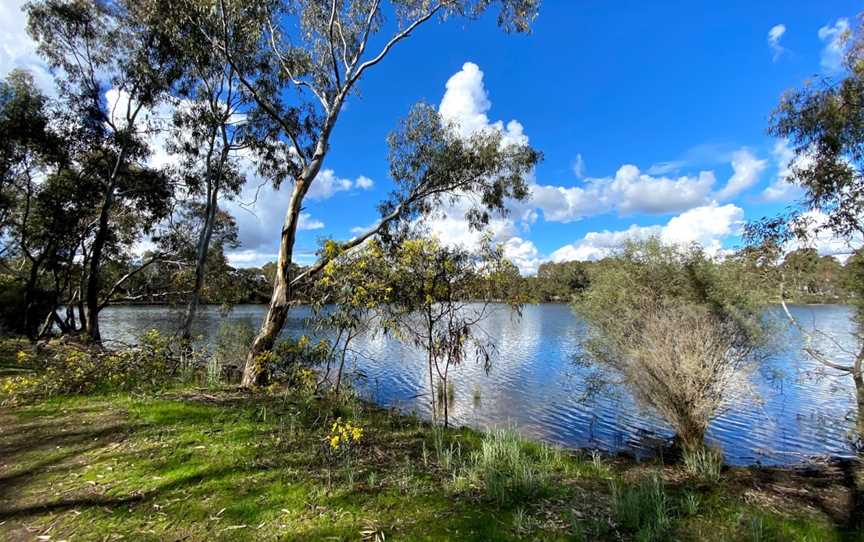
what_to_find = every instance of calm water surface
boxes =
[99,303,862,466]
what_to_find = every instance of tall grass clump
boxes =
[682,445,724,482]
[465,427,562,504]
[610,475,672,542]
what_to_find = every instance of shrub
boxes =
[574,239,766,451]
[211,321,256,380]
[682,446,724,482]
[1,329,181,404]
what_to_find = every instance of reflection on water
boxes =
[99,303,862,466]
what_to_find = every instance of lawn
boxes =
[1,386,861,541]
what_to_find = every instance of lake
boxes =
[99,303,862,466]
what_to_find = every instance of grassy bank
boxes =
[2,391,862,541]
[1,340,862,541]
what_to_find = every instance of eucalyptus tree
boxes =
[182,0,541,386]
[747,17,864,445]
[0,69,67,336]
[385,238,510,427]
[167,58,251,343]
[26,0,182,342]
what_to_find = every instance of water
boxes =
[98,303,863,466]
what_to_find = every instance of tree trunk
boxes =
[23,258,42,339]
[241,182,306,387]
[180,180,220,343]
[240,98,343,388]
[85,152,124,344]
[854,356,864,445]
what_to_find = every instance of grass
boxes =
[0,340,861,541]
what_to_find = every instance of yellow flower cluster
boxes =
[16,350,32,364]
[327,417,363,451]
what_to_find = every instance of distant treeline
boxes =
[60,245,861,309]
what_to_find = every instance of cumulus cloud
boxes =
[786,210,863,261]
[761,140,806,202]
[500,237,542,275]
[818,18,850,73]
[439,62,528,146]
[297,212,324,230]
[715,149,767,200]
[768,24,786,62]
[549,203,745,262]
[532,166,716,222]
[306,169,374,199]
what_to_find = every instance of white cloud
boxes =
[303,169,373,199]
[355,175,374,190]
[787,210,863,261]
[572,153,586,178]
[225,249,278,267]
[550,203,745,262]
[768,24,786,62]
[761,140,806,202]
[715,149,767,200]
[501,237,542,275]
[818,18,850,73]
[0,1,54,93]
[438,62,528,145]
[297,212,324,230]
[532,166,716,222]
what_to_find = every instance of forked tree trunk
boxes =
[85,151,125,344]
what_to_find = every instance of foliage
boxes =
[574,239,768,451]
[0,330,183,404]
[326,417,364,452]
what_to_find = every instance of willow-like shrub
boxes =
[574,239,767,452]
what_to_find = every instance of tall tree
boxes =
[183,0,541,386]
[168,62,250,343]
[749,15,864,447]
[0,69,65,336]
[26,0,181,342]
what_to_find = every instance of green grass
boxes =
[0,385,860,541]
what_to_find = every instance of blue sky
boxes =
[2,0,861,273]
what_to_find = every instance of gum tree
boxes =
[26,0,182,342]
[182,0,541,386]
[748,16,864,445]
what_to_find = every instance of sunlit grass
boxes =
[0,389,854,541]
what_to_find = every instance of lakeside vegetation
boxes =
[2,0,864,540]
[2,339,861,542]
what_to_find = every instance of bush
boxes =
[211,321,256,380]
[574,239,766,451]
[463,428,562,504]
[1,329,180,404]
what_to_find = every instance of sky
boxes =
[2,0,862,274]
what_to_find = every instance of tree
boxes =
[748,15,864,445]
[26,0,182,342]
[573,239,767,452]
[0,69,65,336]
[181,0,541,386]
